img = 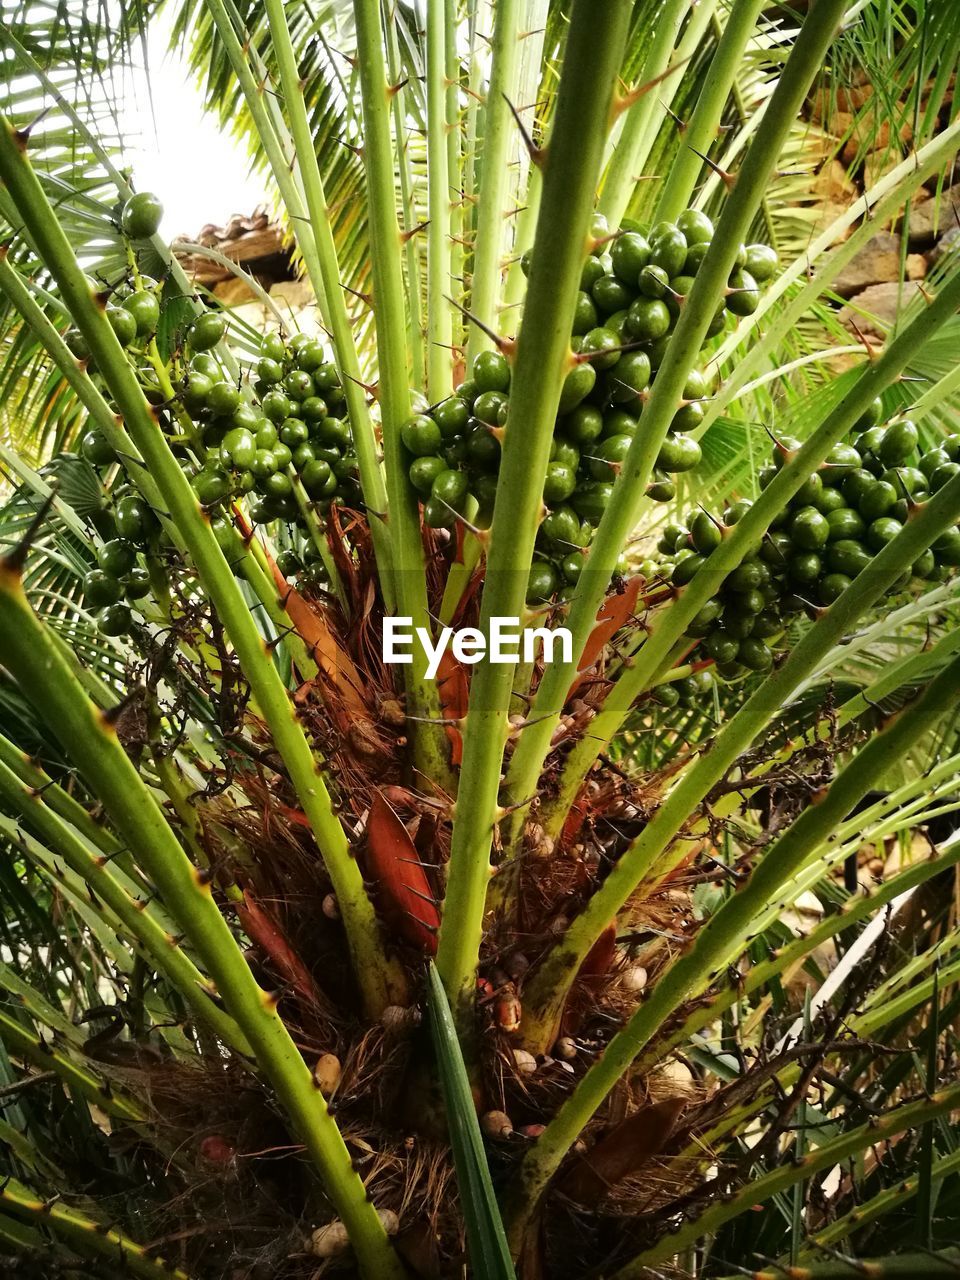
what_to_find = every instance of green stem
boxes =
[598,0,696,228]
[0,1176,190,1280]
[0,578,404,1280]
[653,0,766,224]
[540,277,960,841]
[0,756,248,1051]
[520,452,960,1047]
[500,32,948,855]
[0,1006,144,1121]
[382,0,426,387]
[509,651,960,1238]
[0,115,402,1016]
[434,0,635,1023]
[352,0,452,787]
[466,0,521,365]
[261,0,396,606]
[425,0,455,398]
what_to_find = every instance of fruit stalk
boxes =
[465,0,521,366]
[652,0,767,224]
[434,0,635,1024]
[509,649,960,1239]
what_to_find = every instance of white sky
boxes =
[116,10,272,238]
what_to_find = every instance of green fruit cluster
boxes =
[76,193,351,632]
[401,210,778,604]
[650,399,960,689]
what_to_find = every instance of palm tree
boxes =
[1,0,960,1275]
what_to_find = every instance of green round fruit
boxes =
[647,473,676,502]
[611,231,651,282]
[677,209,714,245]
[820,443,862,486]
[280,417,310,449]
[626,296,671,341]
[705,631,740,664]
[122,290,159,337]
[120,191,163,239]
[638,264,670,299]
[581,257,605,290]
[857,479,897,520]
[558,362,597,414]
[301,460,336,498]
[671,401,704,433]
[115,495,154,544]
[691,511,722,554]
[581,326,622,371]
[828,538,873,575]
[738,637,773,671]
[300,396,328,426]
[789,552,821,586]
[591,275,633,314]
[816,571,854,603]
[866,517,903,551]
[541,505,580,547]
[282,370,313,402]
[913,548,936,578]
[572,291,599,335]
[600,409,638,440]
[433,396,470,439]
[221,428,257,470]
[401,414,443,456]
[423,494,456,529]
[588,434,631,481]
[930,461,960,492]
[187,312,226,352]
[182,372,212,413]
[97,539,136,578]
[790,506,830,551]
[205,381,240,417]
[826,507,865,542]
[571,480,614,523]
[431,469,470,510]
[409,456,446,495]
[660,433,701,473]
[98,603,132,636]
[760,531,791,566]
[190,353,220,379]
[933,528,960,565]
[560,551,584,583]
[83,568,123,608]
[81,430,116,467]
[649,226,687,277]
[527,561,558,603]
[672,552,705,586]
[743,243,778,281]
[106,305,137,347]
[727,562,765,592]
[473,390,507,424]
[194,468,233,505]
[122,566,151,600]
[563,404,604,444]
[543,462,577,503]
[296,339,326,372]
[472,350,511,393]
[879,419,920,466]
